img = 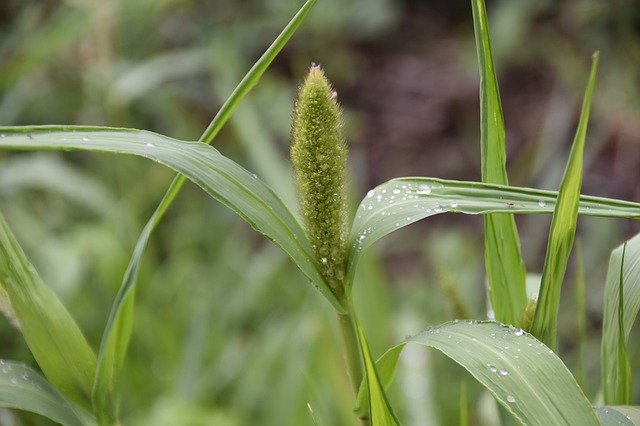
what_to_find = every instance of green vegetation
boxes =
[1,0,640,424]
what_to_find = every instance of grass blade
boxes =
[0,360,92,426]
[574,242,587,389]
[0,210,96,407]
[355,344,405,418]
[597,407,640,425]
[471,0,527,326]
[356,322,399,425]
[405,321,598,425]
[530,52,599,349]
[346,176,640,286]
[91,0,317,420]
[602,235,640,405]
[0,126,335,415]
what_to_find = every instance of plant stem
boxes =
[338,310,362,394]
[337,299,369,424]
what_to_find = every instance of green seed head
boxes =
[291,65,348,293]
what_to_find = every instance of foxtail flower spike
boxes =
[291,65,348,295]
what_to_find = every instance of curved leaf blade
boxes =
[0,210,96,406]
[530,52,599,349]
[471,0,527,325]
[356,322,398,425]
[602,234,640,405]
[0,360,92,426]
[347,178,640,286]
[597,407,640,425]
[89,0,318,420]
[0,128,333,307]
[406,321,598,425]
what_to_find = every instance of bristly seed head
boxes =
[291,64,348,295]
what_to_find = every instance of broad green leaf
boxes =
[356,322,398,425]
[405,321,598,425]
[602,234,640,405]
[530,53,599,349]
[88,1,318,421]
[597,407,640,425]
[471,0,527,326]
[0,210,96,406]
[346,177,640,286]
[0,126,335,412]
[0,360,93,426]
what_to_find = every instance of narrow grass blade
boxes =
[471,0,527,326]
[615,243,631,404]
[403,321,597,425]
[602,234,640,405]
[355,343,405,418]
[574,242,587,389]
[0,210,96,407]
[346,177,640,286]
[87,1,318,420]
[530,53,599,349]
[0,360,92,426]
[597,407,640,425]
[356,322,399,425]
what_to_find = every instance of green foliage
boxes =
[602,235,640,405]
[0,361,90,426]
[0,211,96,407]
[530,53,599,349]
[1,0,640,424]
[471,0,527,326]
[291,65,348,294]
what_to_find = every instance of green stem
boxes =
[338,299,368,424]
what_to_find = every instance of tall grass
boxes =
[0,0,639,425]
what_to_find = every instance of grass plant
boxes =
[1,0,640,425]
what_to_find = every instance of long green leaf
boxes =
[0,210,96,407]
[0,127,331,305]
[355,344,405,418]
[91,0,318,420]
[0,360,92,426]
[602,234,640,404]
[356,322,398,425]
[0,125,333,419]
[530,53,599,349]
[597,407,640,425]
[346,177,640,286]
[374,321,599,425]
[471,0,527,326]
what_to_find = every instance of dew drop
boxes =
[514,328,524,336]
[450,200,459,208]
[487,364,498,373]
[146,143,155,147]
[393,189,401,194]
[417,184,431,195]
[367,190,374,198]
[82,137,89,142]
[538,200,547,207]
[499,369,508,376]
[367,205,373,210]
[434,204,443,213]
[506,395,516,403]
[320,257,327,264]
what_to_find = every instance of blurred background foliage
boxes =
[0,0,639,424]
